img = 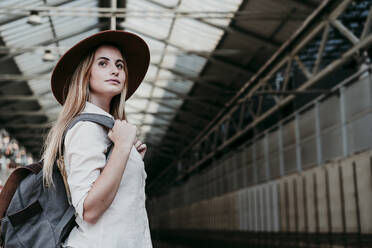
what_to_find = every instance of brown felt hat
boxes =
[51,30,150,105]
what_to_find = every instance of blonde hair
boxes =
[42,44,129,188]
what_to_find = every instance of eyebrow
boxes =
[97,56,125,64]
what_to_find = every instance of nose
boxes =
[110,64,119,76]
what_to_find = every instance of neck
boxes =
[88,95,111,113]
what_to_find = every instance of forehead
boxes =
[94,45,123,59]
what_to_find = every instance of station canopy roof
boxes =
[0,0,322,188]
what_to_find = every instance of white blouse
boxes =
[62,102,152,248]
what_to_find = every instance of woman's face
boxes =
[89,45,126,102]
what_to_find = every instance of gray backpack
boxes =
[0,113,114,248]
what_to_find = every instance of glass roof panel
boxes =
[169,18,223,51]
[144,64,158,81]
[147,101,160,112]
[128,116,143,125]
[139,36,166,64]
[125,104,138,113]
[46,0,71,4]
[179,0,243,27]
[149,0,179,8]
[1,19,53,47]
[127,99,148,112]
[144,114,155,123]
[162,53,207,77]
[51,0,97,38]
[158,104,176,114]
[14,51,54,74]
[153,117,170,126]
[124,0,172,40]
[151,87,166,98]
[52,17,97,38]
[0,0,245,144]
[1,17,48,38]
[0,0,43,23]
[132,82,153,98]
[58,28,100,47]
[141,125,152,134]
[165,80,193,94]
[13,32,54,47]
[27,79,51,95]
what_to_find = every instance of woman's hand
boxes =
[134,138,147,160]
[108,120,137,149]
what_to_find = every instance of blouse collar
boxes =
[83,101,114,120]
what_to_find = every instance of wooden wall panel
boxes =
[248,188,254,231]
[355,152,372,233]
[315,167,329,233]
[295,176,306,232]
[272,182,280,232]
[327,162,343,233]
[151,150,372,235]
[279,181,287,232]
[340,157,358,232]
[287,176,297,232]
[305,171,316,233]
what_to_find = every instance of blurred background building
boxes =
[1,0,372,247]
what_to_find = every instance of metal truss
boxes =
[148,0,372,195]
[0,6,309,20]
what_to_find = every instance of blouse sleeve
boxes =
[63,121,111,219]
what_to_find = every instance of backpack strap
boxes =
[61,113,115,157]
[64,113,115,138]
[0,161,42,219]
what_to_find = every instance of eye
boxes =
[116,63,124,70]
[98,60,107,67]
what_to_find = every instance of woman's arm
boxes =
[81,120,136,224]
[82,143,131,224]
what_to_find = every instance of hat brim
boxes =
[51,30,150,105]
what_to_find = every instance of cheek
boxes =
[89,77,102,93]
[89,67,104,88]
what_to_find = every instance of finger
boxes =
[135,140,142,148]
[138,143,146,151]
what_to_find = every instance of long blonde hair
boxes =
[42,44,129,187]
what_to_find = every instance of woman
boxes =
[41,30,152,247]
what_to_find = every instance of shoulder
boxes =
[64,121,110,148]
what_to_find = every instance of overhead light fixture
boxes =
[27,10,42,26]
[42,49,55,62]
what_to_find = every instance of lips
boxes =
[105,79,120,84]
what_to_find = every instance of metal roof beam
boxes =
[145,0,281,49]
[0,0,77,26]
[288,0,318,9]
[151,65,234,92]
[121,23,255,76]
[147,0,365,195]
[200,19,281,49]
[0,72,234,93]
